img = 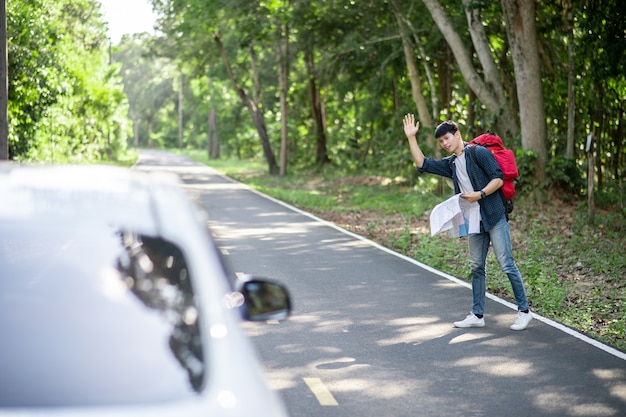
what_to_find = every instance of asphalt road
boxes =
[136,150,626,417]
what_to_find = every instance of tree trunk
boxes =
[587,133,595,224]
[565,6,576,159]
[413,35,438,122]
[147,116,154,148]
[501,0,547,182]
[178,74,183,150]
[462,0,513,135]
[468,88,477,134]
[214,33,278,175]
[248,39,279,175]
[304,46,330,165]
[436,41,453,120]
[390,0,433,143]
[132,112,139,147]
[276,21,289,176]
[463,1,500,91]
[420,0,519,138]
[208,106,219,159]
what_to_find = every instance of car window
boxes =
[0,219,205,407]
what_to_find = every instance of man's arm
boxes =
[461,178,504,203]
[483,178,504,195]
[403,114,425,168]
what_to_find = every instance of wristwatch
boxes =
[480,190,486,199]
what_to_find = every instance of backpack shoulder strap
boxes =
[469,145,508,211]
[468,145,485,174]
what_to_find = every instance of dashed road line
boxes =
[303,378,338,406]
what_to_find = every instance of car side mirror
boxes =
[236,277,291,322]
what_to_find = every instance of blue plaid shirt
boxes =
[418,144,505,231]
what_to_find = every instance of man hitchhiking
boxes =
[402,114,532,330]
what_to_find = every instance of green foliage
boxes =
[7,0,65,157]
[518,207,626,350]
[514,149,537,194]
[413,237,465,276]
[595,181,626,212]
[545,155,585,195]
[10,0,625,195]
[7,0,130,162]
[117,0,624,201]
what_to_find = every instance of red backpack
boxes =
[468,132,519,203]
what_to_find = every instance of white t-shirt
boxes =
[455,152,474,193]
[455,152,482,231]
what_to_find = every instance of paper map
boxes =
[429,194,480,237]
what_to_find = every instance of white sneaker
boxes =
[454,312,485,328]
[510,310,533,331]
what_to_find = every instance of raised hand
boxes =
[403,113,420,138]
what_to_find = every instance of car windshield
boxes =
[0,219,205,407]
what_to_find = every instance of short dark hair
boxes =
[434,121,459,138]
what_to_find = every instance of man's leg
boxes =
[489,217,529,311]
[454,231,490,328]
[468,230,490,315]
[490,217,533,330]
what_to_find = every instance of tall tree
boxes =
[152,0,280,174]
[501,0,547,182]
[564,0,575,160]
[214,32,278,174]
[207,106,220,158]
[7,0,127,161]
[420,0,519,138]
[273,1,290,175]
[291,0,330,165]
[304,45,329,165]
[390,0,433,138]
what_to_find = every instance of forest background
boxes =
[2,0,624,351]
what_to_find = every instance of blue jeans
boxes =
[468,217,529,315]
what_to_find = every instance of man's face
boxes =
[437,131,462,154]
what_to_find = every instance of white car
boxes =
[0,164,291,416]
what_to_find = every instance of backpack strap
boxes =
[469,145,511,218]
[468,145,488,178]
